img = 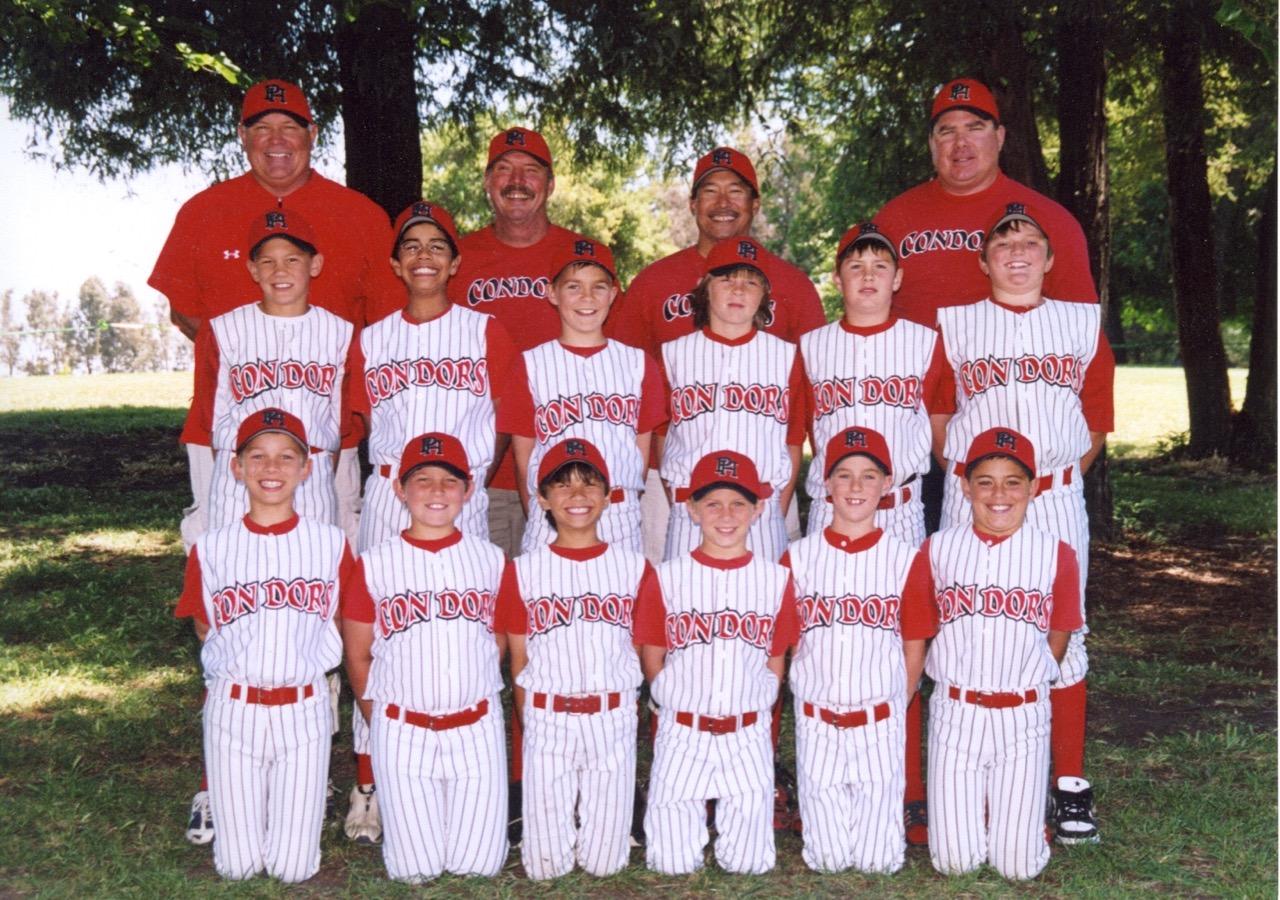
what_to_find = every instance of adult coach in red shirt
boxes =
[608,146,826,563]
[875,76,1098,850]
[875,77,1097,328]
[448,127,579,558]
[149,79,401,337]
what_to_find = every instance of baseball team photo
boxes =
[0,1,1275,896]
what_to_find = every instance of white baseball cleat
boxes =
[344,784,382,845]
[186,790,214,845]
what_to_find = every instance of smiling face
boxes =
[961,455,1035,537]
[537,466,609,534]
[391,222,460,297]
[239,112,316,196]
[928,109,1005,196]
[979,221,1054,305]
[394,464,473,537]
[688,486,762,556]
[835,245,903,324]
[483,150,554,227]
[691,169,760,250]
[549,262,618,339]
[825,454,890,530]
[232,431,311,510]
[248,237,323,315]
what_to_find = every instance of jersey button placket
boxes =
[712,573,731,709]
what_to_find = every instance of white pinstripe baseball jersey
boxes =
[353,306,512,480]
[343,530,505,712]
[785,528,936,707]
[937,299,1108,472]
[183,304,354,453]
[634,550,800,716]
[497,543,649,694]
[660,329,804,493]
[511,340,663,498]
[801,318,942,499]
[924,525,1082,691]
[177,514,351,686]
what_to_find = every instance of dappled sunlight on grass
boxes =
[0,667,189,715]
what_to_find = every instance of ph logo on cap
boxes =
[565,439,587,457]
[1005,202,1026,216]
[573,240,595,257]
[996,430,1018,449]
[715,456,740,477]
[505,129,526,146]
[737,240,758,261]
[266,211,287,229]
[950,82,971,102]
[712,148,733,166]
[845,429,868,448]
[421,435,444,455]
[412,201,433,218]
[263,409,285,426]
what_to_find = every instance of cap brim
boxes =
[539,458,609,489]
[692,166,755,194]
[396,216,458,254]
[488,149,552,171]
[708,262,770,285]
[250,234,317,258]
[838,232,897,262]
[236,427,309,454]
[825,450,891,479]
[931,104,998,127]
[989,213,1046,237]
[400,460,470,483]
[694,480,772,501]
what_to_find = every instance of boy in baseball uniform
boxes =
[179,210,356,844]
[175,408,353,882]
[657,237,806,563]
[501,236,667,553]
[924,428,1082,880]
[341,433,509,882]
[933,202,1114,843]
[344,201,523,841]
[633,450,801,875]
[783,426,936,873]
[496,438,652,879]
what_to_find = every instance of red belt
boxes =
[386,699,489,730]
[802,701,891,728]
[947,686,1039,708]
[877,485,912,510]
[673,710,759,734]
[952,462,1071,494]
[229,683,315,706]
[532,692,622,714]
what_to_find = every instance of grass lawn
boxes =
[0,368,1274,896]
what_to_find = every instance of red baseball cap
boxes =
[537,437,611,488]
[692,146,759,195]
[836,221,898,265]
[985,201,1050,242]
[930,78,1000,126]
[681,450,773,502]
[487,127,553,172]
[964,427,1037,478]
[549,235,617,282]
[824,426,893,478]
[235,407,309,454]
[398,432,471,482]
[241,79,314,126]
[248,208,319,258]
[705,236,770,283]
[393,200,460,256]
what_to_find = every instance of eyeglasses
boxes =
[398,239,452,258]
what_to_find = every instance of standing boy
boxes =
[924,428,1082,880]
[501,236,667,553]
[497,438,651,879]
[784,426,936,873]
[633,450,800,875]
[341,433,509,882]
[934,202,1114,843]
[175,408,353,882]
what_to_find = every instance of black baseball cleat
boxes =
[630,783,647,848]
[507,781,523,849]
[773,763,801,832]
[1050,776,1100,845]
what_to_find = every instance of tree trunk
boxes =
[335,1,422,218]
[1160,3,1233,457]
[1230,169,1277,468]
[986,19,1052,195]
[1056,0,1116,537]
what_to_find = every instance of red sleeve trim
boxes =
[1050,543,1084,632]
[631,566,669,647]
[174,547,210,625]
[769,576,802,655]
[786,351,808,446]
[180,327,220,446]
[637,351,669,433]
[1080,332,1115,433]
[340,558,377,624]
[899,549,938,640]
[494,561,529,635]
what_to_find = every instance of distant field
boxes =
[0,366,1251,458]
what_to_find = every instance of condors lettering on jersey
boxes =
[535,393,640,442]
[230,360,338,402]
[375,588,497,637]
[211,577,337,628]
[668,381,790,426]
[465,275,550,308]
[896,228,984,258]
[364,356,489,405]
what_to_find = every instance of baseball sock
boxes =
[904,691,925,803]
[1050,680,1087,780]
[355,753,375,787]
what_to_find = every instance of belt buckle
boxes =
[426,714,446,730]
[701,715,735,735]
[971,690,996,706]
[559,695,599,714]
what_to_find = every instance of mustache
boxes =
[501,185,534,199]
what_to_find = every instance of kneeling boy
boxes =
[925,428,1082,880]
[783,426,935,873]
[634,450,800,875]
[497,438,651,879]
[341,433,508,882]
[175,408,353,882]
